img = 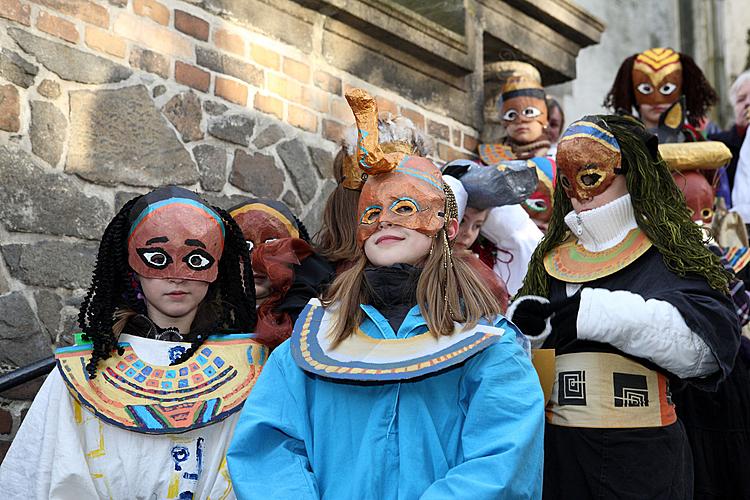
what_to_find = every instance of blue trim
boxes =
[395,166,442,191]
[561,121,620,151]
[388,197,422,214]
[128,198,225,239]
[529,157,555,182]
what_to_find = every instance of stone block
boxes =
[152,84,166,97]
[253,123,285,149]
[0,269,9,295]
[0,49,37,88]
[0,373,46,400]
[282,190,301,213]
[67,85,198,187]
[0,146,111,238]
[302,179,336,235]
[0,441,10,463]
[85,26,127,59]
[0,84,20,132]
[29,0,109,28]
[30,100,66,166]
[34,289,62,341]
[203,100,227,116]
[215,28,244,57]
[253,94,283,120]
[9,28,131,84]
[175,61,210,93]
[37,79,60,98]
[215,76,247,106]
[428,120,450,142]
[308,146,334,179]
[162,91,204,143]
[0,0,30,25]
[133,0,169,25]
[175,9,209,41]
[287,104,317,132]
[277,138,318,203]
[313,70,341,95]
[0,292,53,366]
[113,13,192,59]
[37,10,79,43]
[207,114,254,146]
[229,150,284,198]
[1,241,97,289]
[0,408,11,434]
[322,118,345,143]
[195,47,263,87]
[130,47,169,79]
[192,144,227,192]
[115,190,143,212]
[201,193,250,211]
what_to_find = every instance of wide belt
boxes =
[546,352,677,429]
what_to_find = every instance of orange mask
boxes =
[632,48,683,107]
[229,199,300,251]
[672,171,714,225]
[500,76,548,128]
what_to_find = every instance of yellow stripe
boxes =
[229,203,299,239]
[558,133,621,153]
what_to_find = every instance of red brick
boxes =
[174,9,208,41]
[322,118,345,143]
[250,44,280,70]
[301,85,329,113]
[287,103,317,132]
[438,142,473,163]
[215,76,248,106]
[0,84,19,132]
[254,93,283,120]
[114,13,192,59]
[313,70,341,95]
[214,28,244,57]
[399,107,425,130]
[266,73,301,102]
[0,409,11,434]
[282,57,309,83]
[175,61,210,93]
[30,0,107,28]
[330,97,354,124]
[0,441,10,463]
[0,0,30,25]
[85,26,126,58]
[463,133,479,153]
[452,128,461,146]
[427,120,450,142]
[133,0,169,25]
[37,11,79,43]
[375,96,398,116]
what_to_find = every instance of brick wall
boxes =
[0,0,480,457]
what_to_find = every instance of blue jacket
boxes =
[227,304,544,499]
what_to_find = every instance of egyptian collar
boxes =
[55,334,267,434]
[290,299,506,381]
[545,195,652,282]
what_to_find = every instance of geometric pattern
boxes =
[613,372,649,407]
[558,370,587,406]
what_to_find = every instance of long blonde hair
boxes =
[322,227,503,347]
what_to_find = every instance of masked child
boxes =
[0,186,266,499]
[227,89,545,499]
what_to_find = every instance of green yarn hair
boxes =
[519,114,731,298]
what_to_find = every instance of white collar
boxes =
[564,194,638,252]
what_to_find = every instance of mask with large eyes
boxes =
[632,48,683,107]
[128,192,225,282]
[672,171,715,225]
[556,118,623,202]
[356,155,446,246]
[499,76,548,129]
[229,199,300,252]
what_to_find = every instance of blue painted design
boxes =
[125,368,137,377]
[200,347,212,356]
[132,360,145,370]
[247,346,254,364]
[135,374,146,383]
[561,120,620,151]
[394,166,442,190]
[171,445,189,471]
[132,406,165,430]
[213,357,224,368]
[165,370,176,378]
[161,381,173,389]
[178,379,189,388]
[388,197,422,213]
[202,400,217,423]
[129,198,225,239]
[179,366,189,376]
[178,492,194,500]
[169,346,187,364]
[196,355,208,365]
[204,366,216,377]
[141,365,153,376]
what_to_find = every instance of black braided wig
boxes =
[78,194,256,378]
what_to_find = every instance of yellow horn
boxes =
[344,88,405,175]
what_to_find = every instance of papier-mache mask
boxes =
[632,48,682,107]
[345,88,448,247]
[556,117,624,202]
[500,76,548,128]
[127,186,225,282]
[229,198,300,251]
[672,171,714,225]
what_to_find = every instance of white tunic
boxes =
[0,335,238,500]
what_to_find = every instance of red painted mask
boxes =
[632,48,683,107]
[672,171,714,224]
[230,199,300,252]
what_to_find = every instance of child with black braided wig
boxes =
[0,186,267,499]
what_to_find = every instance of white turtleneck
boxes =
[562,194,718,379]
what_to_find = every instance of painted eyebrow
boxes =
[146,236,168,245]
[185,239,206,249]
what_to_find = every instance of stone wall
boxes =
[0,0,601,458]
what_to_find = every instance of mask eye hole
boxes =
[264,237,277,243]
[701,208,714,221]
[636,83,654,95]
[525,199,548,212]
[183,249,215,271]
[389,198,420,216]
[137,248,173,269]
[559,175,572,189]
[659,82,678,95]
[360,205,382,225]
[580,172,602,187]
[522,106,542,118]
[502,109,518,122]
[246,240,254,252]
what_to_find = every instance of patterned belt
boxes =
[546,352,677,428]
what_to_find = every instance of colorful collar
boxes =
[723,246,750,274]
[478,143,515,165]
[544,227,652,283]
[55,334,267,434]
[290,299,504,381]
